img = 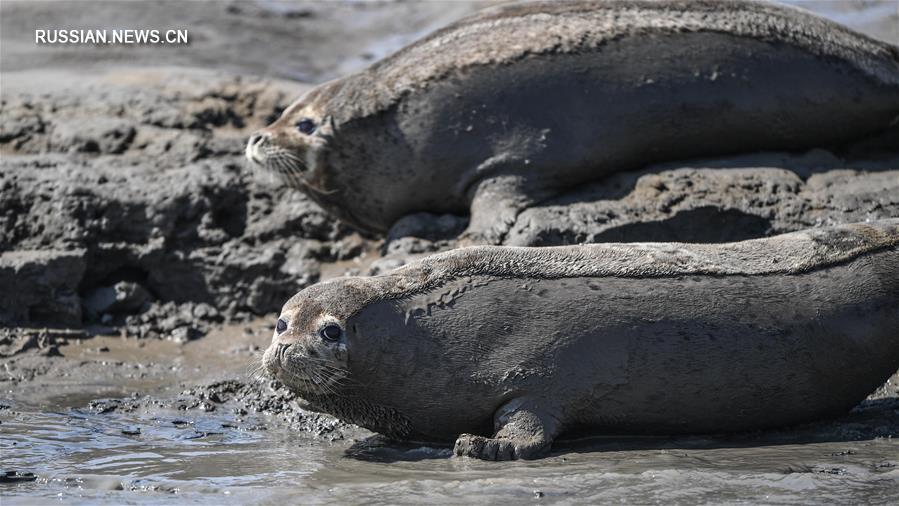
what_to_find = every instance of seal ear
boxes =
[317,115,336,139]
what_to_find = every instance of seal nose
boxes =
[248,133,267,147]
[246,132,270,164]
[275,342,292,364]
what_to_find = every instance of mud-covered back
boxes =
[325,0,899,121]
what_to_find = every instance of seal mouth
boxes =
[253,151,310,189]
[247,143,341,201]
[245,134,311,189]
[262,343,349,396]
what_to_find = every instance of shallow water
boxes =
[3,404,898,505]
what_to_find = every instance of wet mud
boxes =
[2,326,897,504]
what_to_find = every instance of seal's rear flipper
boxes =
[453,399,561,460]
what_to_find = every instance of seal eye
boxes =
[320,324,342,342]
[276,318,287,334]
[296,119,316,135]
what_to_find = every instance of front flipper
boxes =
[458,176,553,246]
[453,399,561,461]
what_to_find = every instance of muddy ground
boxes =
[2,325,898,503]
[1,0,898,504]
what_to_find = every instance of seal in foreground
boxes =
[246,0,899,243]
[263,220,899,460]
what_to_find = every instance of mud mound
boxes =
[0,70,366,334]
[507,160,899,247]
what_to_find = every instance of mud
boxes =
[0,69,378,335]
[507,152,899,247]
[2,0,899,504]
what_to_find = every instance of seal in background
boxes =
[247,0,899,243]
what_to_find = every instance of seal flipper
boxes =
[459,176,553,245]
[453,398,561,461]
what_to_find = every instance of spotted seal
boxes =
[246,0,899,244]
[262,219,899,460]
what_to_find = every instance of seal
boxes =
[246,0,899,244]
[263,219,899,460]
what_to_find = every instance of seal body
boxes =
[247,0,899,243]
[264,220,899,460]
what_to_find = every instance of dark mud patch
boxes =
[508,165,899,247]
[68,377,353,439]
[589,207,775,244]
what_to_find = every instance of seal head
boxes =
[262,297,349,398]
[245,83,338,199]
[261,275,369,398]
[263,276,423,439]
